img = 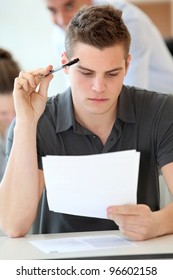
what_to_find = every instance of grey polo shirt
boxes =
[7,85,173,234]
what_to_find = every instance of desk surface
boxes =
[0,230,173,260]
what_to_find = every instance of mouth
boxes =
[88,98,109,102]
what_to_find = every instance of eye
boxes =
[106,72,119,77]
[81,71,94,76]
[65,2,74,11]
[48,8,56,15]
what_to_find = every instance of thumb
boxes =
[38,74,53,98]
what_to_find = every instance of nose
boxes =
[54,13,69,30]
[92,76,106,93]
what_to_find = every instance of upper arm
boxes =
[123,17,151,88]
[38,169,45,199]
[161,162,173,195]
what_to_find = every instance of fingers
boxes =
[106,204,154,240]
[38,74,53,98]
[15,73,36,92]
[118,221,154,241]
[19,71,37,87]
[15,65,53,92]
[107,204,151,225]
[118,228,145,241]
[107,204,150,216]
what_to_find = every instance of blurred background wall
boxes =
[0,0,67,96]
[130,0,173,38]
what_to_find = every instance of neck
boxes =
[75,109,117,145]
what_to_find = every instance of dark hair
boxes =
[0,48,20,94]
[65,5,131,59]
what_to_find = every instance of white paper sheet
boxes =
[29,234,135,254]
[42,150,140,219]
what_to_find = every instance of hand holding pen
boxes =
[13,58,79,123]
[43,58,80,77]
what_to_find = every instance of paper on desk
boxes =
[29,234,135,254]
[42,150,140,219]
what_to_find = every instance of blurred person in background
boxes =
[45,0,173,93]
[0,48,20,182]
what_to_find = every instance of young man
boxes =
[45,0,173,93]
[1,5,173,241]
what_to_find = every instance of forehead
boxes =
[45,0,69,8]
[71,43,126,71]
[45,0,86,9]
[73,42,125,60]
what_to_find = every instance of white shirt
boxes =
[51,0,173,93]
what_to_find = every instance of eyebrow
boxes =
[77,65,123,73]
[47,7,56,13]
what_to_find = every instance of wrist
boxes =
[14,119,38,136]
[15,117,38,129]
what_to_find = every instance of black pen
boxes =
[44,58,79,77]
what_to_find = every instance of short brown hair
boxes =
[65,5,131,59]
[0,48,20,94]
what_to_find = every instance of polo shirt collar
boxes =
[55,85,136,133]
[117,85,136,123]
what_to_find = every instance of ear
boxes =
[61,52,69,74]
[125,54,131,75]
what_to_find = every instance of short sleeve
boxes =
[156,95,173,167]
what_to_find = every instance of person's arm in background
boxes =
[0,67,53,237]
[123,17,151,89]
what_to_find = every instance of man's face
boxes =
[63,43,131,118]
[45,0,92,30]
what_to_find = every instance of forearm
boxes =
[0,121,40,237]
[154,202,173,237]
[0,66,52,237]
